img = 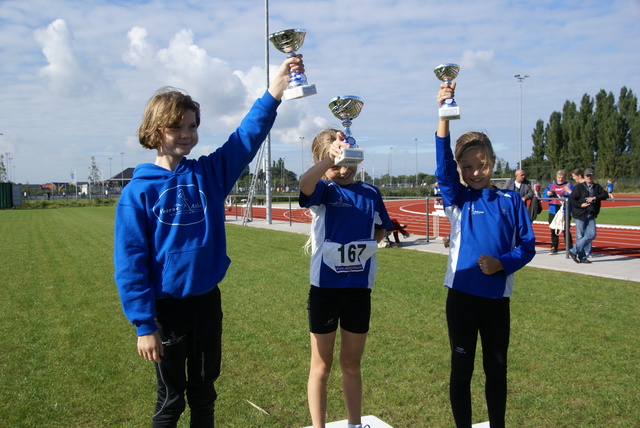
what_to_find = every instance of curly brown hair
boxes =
[138,87,201,150]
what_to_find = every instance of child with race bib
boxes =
[435,82,535,428]
[299,129,392,428]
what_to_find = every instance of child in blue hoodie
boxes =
[435,82,535,428]
[114,56,305,427]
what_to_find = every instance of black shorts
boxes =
[307,286,372,334]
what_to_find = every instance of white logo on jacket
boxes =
[153,184,207,226]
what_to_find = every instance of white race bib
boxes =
[321,239,378,273]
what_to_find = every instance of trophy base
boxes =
[439,106,460,121]
[283,84,317,101]
[335,148,364,167]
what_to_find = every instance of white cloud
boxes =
[0,0,638,184]
[123,26,151,67]
[460,50,495,75]
[33,19,105,97]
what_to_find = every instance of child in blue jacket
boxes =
[435,82,535,428]
[114,56,305,427]
[299,129,392,428]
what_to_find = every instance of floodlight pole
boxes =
[264,0,272,223]
[414,138,418,187]
[514,74,529,170]
[120,152,125,189]
[300,137,305,178]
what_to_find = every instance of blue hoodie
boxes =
[114,91,279,336]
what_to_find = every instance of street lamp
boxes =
[414,137,418,187]
[388,147,393,187]
[120,152,125,189]
[299,136,305,179]
[514,74,529,170]
[108,157,113,194]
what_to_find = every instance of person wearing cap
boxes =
[568,168,609,263]
[570,169,591,258]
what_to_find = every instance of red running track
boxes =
[227,194,640,258]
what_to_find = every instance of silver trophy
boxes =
[434,63,460,120]
[329,95,364,166]
[269,29,317,100]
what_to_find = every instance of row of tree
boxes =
[235,156,520,194]
[525,86,638,181]
[9,86,636,190]
[239,88,640,191]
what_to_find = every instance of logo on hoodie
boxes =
[153,184,207,225]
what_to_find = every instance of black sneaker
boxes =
[549,248,558,255]
[580,258,592,264]
[569,251,580,264]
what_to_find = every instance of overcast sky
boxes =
[1,0,639,184]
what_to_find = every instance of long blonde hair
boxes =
[302,129,341,255]
[310,129,340,179]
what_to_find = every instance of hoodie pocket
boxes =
[161,245,230,297]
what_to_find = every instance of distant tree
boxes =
[0,154,6,182]
[562,100,582,170]
[531,119,546,165]
[531,86,639,180]
[88,156,101,184]
[617,87,639,176]
[494,158,504,177]
[527,119,550,180]
[545,111,564,171]
[594,90,622,177]
[576,93,596,170]
[627,107,640,177]
[503,161,513,178]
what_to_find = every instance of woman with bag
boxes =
[544,170,573,254]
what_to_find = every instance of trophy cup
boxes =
[269,28,317,100]
[329,95,364,166]
[434,63,460,120]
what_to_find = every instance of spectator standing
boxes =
[505,170,534,204]
[571,169,591,258]
[568,168,609,264]
[532,179,541,198]
[544,170,574,255]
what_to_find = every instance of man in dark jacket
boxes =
[568,168,609,263]
[506,169,534,202]
[506,169,539,221]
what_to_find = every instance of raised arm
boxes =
[299,133,349,196]
[437,82,456,137]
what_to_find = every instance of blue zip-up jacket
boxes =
[435,133,535,298]
[114,91,279,336]
[300,180,392,289]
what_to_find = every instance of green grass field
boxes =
[1,207,638,427]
